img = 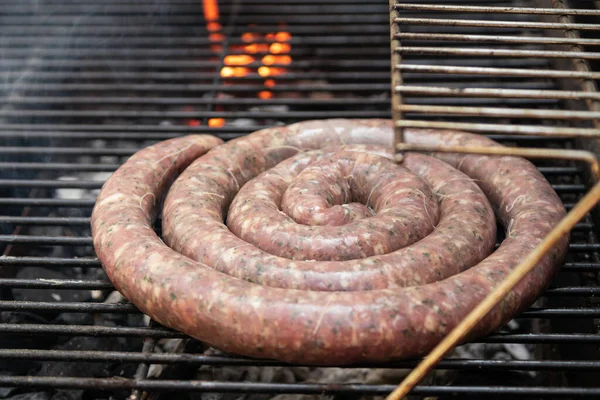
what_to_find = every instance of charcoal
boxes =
[503,343,532,361]
[192,353,411,400]
[14,267,93,304]
[37,336,139,380]
[53,310,94,326]
[6,393,50,400]
[0,382,18,399]
[50,391,82,400]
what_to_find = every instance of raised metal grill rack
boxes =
[1,0,600,399]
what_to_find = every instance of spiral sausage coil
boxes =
[91,119,568,365]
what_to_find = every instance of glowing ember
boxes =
[232,67,250,77]
[209,33,224,41]
[203,1,293,122]
[244,43,269,54]
[224,54,255,66]
[184,106,201,127]
[275,31,291,42]
[242,32,262,43]
[262,55,292,66]
[220,66,234,78]
[204,1,222,51]
[269,42,291,54]
[207,22,221,32]
[208,118,225,128]
[258,66,271,77]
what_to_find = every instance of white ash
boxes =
[249,105,289,114]
[449,318,536,379]
[147,339,188,378]
[54,177,86,201]
[54,172,113,202]
[231,118,258,128]
[104,291,125,304]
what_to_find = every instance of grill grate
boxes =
[1,0,600,399]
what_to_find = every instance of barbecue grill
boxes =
[1,0,600,398]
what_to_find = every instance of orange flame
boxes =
[204,1,222,51]
[203,0,219,21]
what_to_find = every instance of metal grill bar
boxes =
[1,323,597,344]
[2,376,600,397]
[389,1,600,397]
[0,300,597,318]
[4,349,600,372]
[397,33,600,46]
[395,18,600,30]
[394,4,600,15]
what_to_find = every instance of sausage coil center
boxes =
[91,119,569,365]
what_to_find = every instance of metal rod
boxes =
[1,348,600,370]
[389,0,404,161]
[0,323,185,338]
[398,104,600,120]
[0,301,137,313]
[397,64,600,79]
[0,83,392,92]
[397,47,600,59]
[395,18,600,31]
[0,300,593,318]
[0,216,91,225]
[0,256,100,266]
[0,70,392,81]
[394,3,600,15]
[0,235,93,245]
[397,120,600,137]
[545,287,600,296]
[0,198,96,207]
[395,142,600,182]
[0,163,119,171]
[0,322,595,342]
[396,32,600,46]
[0,127,569,140]
[0,58,382,69]
[396,85,600,100]
[553,0,600,132]
[0,180,104,189]
[3,376,600,396]
[0,110,389,119]
[0,96,392,106]
[385,180,600,400]
[0,279,111,289]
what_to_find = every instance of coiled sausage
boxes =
[91,119,568,365]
